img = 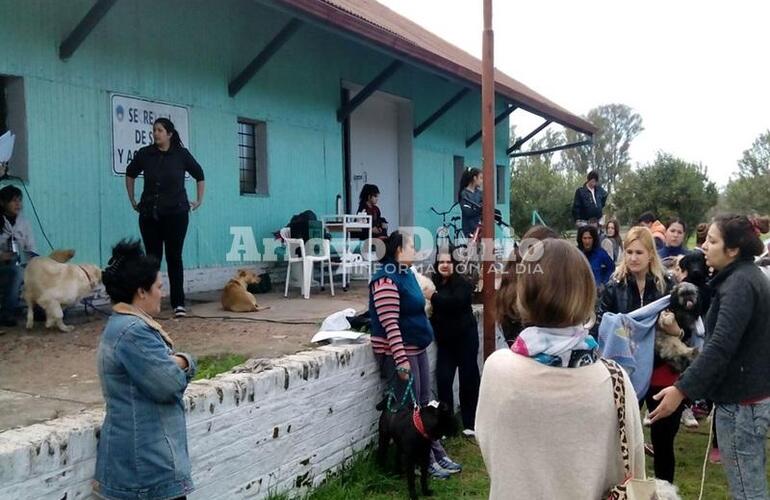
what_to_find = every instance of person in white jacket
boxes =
[476,239,645,499]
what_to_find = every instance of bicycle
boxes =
[455,207,514,292]
[430,203,462,250]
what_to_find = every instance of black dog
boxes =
[376,399,456,499]
[656,282,702,372]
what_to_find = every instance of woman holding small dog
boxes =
[369,231,462,479]
[651,215,770,500]
[125,117,205,318]
[94,240,196,500]
[594,226,684,483]
[477,239,645,499]
[428,248,480,436]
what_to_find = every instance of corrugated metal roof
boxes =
[273,0,596,135]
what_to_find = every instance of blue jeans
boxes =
[0,263,22,320]
[716,400,770,500]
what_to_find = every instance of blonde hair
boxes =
[612,226,667,294]
[516,239,596,328]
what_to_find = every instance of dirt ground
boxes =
[0,283,369,431]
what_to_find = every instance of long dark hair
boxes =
[154,117,183,149]
[457,167,481,202]
[431,245,464,288]
[577,225,599,253]
[357,184,380,213]
[102,239,160,304]
[382,231,405,264]
[712,214,770,259]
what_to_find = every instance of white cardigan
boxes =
[476,350,645,500]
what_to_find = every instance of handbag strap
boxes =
[600,358,632,479]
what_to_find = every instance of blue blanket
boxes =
[598,295,670,399]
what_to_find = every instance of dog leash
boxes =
[698,407,715,500]
[386,372,418,413]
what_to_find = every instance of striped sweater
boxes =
[368,264,434,368]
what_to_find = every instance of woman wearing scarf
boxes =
[94,240,196,500]
[477,239,644,499]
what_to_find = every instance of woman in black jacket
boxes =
[594,226,682,483]
[125,118,205,318]
[429,248,480,436]
[651,215,770,499]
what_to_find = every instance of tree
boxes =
[614,153,718,235]
[509,130,580,233]
[737,130,770,177]
[724,130,770,214]
[561,104,643,195]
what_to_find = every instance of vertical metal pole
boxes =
[481,0,496,359]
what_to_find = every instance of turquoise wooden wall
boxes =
[0,0,510,268]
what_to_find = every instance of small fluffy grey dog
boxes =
[655,282,700,372]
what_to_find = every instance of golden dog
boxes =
[24,250,102,332]
[221,269,265,312]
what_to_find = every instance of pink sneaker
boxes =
[709,448,721,464]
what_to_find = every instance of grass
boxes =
[193,353,247,380]
[307,435,488,499]
[304,421,764,499]
[652,425,731,499]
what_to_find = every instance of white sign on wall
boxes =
[111,94,190,175]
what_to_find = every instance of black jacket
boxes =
[126,145,205,216]
[430,275,476,344]
[572,184,607,222]
[676,259,770,403]
[593,273,674,338]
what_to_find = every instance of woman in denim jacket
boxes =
[94,240,196,500]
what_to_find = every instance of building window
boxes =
[453,155,465,201]
[0,75,28,179]
[496,164,506,204]
[238,119,267,195]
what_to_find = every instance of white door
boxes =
[349,93,400,228]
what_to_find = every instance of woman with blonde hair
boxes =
[477,239,645,499]
[594,226,683,484]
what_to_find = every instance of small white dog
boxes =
[24,251,102,332]
[412,267,436,317]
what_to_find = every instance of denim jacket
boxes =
[94,306,196,500]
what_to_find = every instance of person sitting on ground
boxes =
[0,185,37,326]
[572,170,608,228]
[659,218,689,261]
[357,183,388,239]
[94,239,196,500]
[601,218,623,264]
[638,212,666,251]
[428,246,480,438]
[477,239,645,499]
[577,224,615,290]
[458,168,483,238]
[495,225,559,345]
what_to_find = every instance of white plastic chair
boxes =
[280,227,335,299]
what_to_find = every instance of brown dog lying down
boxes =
[221,269,267,312]
[24,249,102,332]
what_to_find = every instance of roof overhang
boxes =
[261,0,595,136]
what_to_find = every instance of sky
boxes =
[379,0,770,187]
